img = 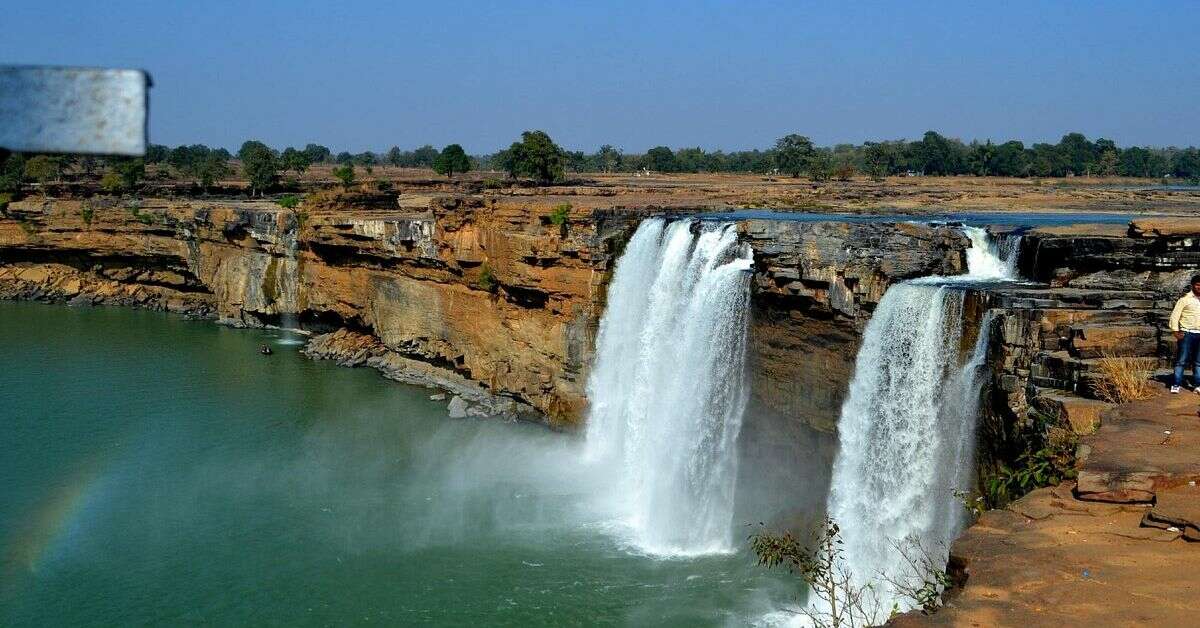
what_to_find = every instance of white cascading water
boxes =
[962,225,1022,280]
[275,247,305,345]
[824,226,1011,620]
[585,217,754,557]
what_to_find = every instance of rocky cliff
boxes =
[959,219,1200,503]
[0,196,971,431]
[0,194,639,425]
[742,219,969,432]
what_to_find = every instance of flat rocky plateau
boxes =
[898,389,1200,627]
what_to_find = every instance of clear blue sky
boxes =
[5,0,1198,153]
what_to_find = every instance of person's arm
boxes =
[1171,296,1187,338]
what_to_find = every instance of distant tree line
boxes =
[3,130,1198,202]
[518,131,1200,181]
[0,149,148,196]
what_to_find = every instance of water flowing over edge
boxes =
[820,227,1008,621]
[584,217,755,557]
[962,225,1021,281]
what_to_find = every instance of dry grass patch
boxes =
[1091,353,1157,403]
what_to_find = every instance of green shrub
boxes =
[100,171,125,193]
[125,204,155,225]
[0,192,12,213]
[276,194,301,209]
[548,203,571,227]
[477,263,497,293]
[482,177,503,190]
[983,411,1077,507]
[80,205,94,226]
[332,164,355,188]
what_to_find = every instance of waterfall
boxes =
[960,223,1017,277]
[824,227,1006,618]
[585,217,754,557]
[961,226,1020,280]
[274,244,304,345]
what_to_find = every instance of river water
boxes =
[0,301,801,626]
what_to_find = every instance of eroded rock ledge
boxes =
[744,219,968,431]
[0,195,969,429]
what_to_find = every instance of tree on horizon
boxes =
[238,140,279,196]
[433,144,471,179]
[774,134,815,178]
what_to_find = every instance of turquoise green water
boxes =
[0,301,796,626]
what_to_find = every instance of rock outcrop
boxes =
[743,219,969,431]
[960,220,1200,495]
[0,196,971,430]
[0,195,636,426]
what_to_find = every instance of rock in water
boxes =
[446,395,468,419]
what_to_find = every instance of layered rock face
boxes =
[0,196,971,431]
[0,195,637,425]
[742,219,969,432]
[971,220,1200,494]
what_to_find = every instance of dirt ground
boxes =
[141,165,1200,216]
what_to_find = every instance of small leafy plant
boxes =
[477,263,497,293]
[548,203,571,227]
[983,410,1078,507]
[276,194,301,209]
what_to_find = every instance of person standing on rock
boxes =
[1168,273,1200,393]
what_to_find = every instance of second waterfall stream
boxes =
[585,217,754,557]
[825,224,1016,620]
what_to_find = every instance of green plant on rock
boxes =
[125,204,156,225]
[983,410,1078,507]
[100,171,125,194]
[276,194,301,209]
[548,203,570,227]
[80,205,95,226]
[0,192,13,214]
[476,263,498,293]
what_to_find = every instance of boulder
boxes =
[1068,324,1159,359]
[446,395,468,419]
[1143,484,1200,541]
[1074,470,1156,503]
[1032,391,1112,435]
